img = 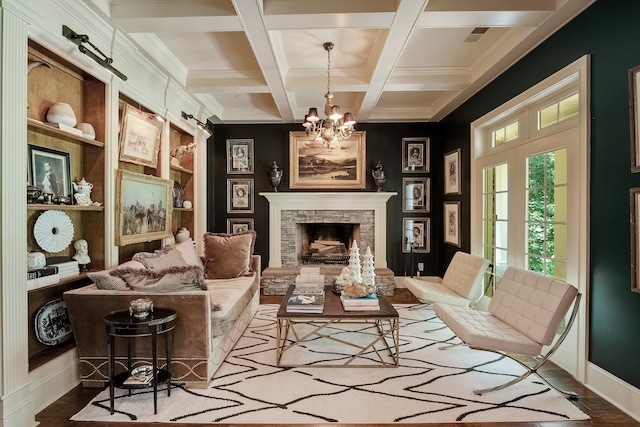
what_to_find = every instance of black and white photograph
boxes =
[226,139,254,174]
[403,177,430,212]
[444,201,461,247]
[227,179,254,213]
[444,148,461,194]
[403,217,430,253]
[28,145,72,200]
[227,218,254,234]
[402,137,430,173]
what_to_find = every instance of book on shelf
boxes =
[27,266,59,280]
[286,293,325,313]
[26,273,60,290]
[47,260,79,279]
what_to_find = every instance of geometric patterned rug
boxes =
[71,304,589,424]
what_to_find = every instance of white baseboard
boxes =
[29,348,80,413]
[586,361,640,422]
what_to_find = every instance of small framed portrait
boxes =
[119,103,163,168]
[226,139,254,174]
[402,217,430,253]
[402,137,430,173]
[28,145,72,200]
[227,217,255,234]
[402,177,430,213]
[444,148,462,195]
[227,179,254,213]
[444,201,461,247]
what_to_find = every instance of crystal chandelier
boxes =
[303,42,356,147]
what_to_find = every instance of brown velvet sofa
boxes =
[64,234,260,388]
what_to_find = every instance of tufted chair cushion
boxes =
[488,267,578,346]
[441,252,491,304]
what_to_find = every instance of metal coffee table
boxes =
[276,285,399,367]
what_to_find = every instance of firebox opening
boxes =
[299,222,360,264]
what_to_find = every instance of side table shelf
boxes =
[113,368,172,389]
[104,308,176,415]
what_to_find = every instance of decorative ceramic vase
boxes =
[27,251,46,270]
[176,227,191,243]
[371,161,386,191]
[129,298,154,318]
[46,102,77,127]
[76,122,95,140]
[268,160,283,192]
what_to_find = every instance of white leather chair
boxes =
[403,252,490,309]
[434,266,581,399]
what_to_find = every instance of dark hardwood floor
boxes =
[36,289,639,426]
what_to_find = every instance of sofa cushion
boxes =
[88,260,145,290]
[174,238,204,268]
[110,265,207,291]
[133,245,187,269]
[203,230,256,279]
[207,273,258,336]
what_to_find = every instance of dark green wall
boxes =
[208,122,443,276]
[439,0,640,387]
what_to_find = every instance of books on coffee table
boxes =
[286,292,325,313]
[340,291,380,311]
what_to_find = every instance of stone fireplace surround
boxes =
[260,192,396,295]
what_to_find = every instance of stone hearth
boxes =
[259,192,396,295]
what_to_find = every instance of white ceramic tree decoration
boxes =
[348,241,362,283]
[361,246,376,288]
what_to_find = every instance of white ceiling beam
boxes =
[232,0,294,122]
[358,0,431,122]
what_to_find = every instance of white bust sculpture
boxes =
[72,239,91,271]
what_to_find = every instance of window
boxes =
[491,121,519,147]
[538,93,579,130]
[482,163,508,295]
[526,149,567,280]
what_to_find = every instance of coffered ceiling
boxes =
[93,0,594,124]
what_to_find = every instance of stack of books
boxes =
[47,259,79,280]
[294,266,324,293]
[340,291,380,311]
[287,267,325,313]
[26,266,60,290]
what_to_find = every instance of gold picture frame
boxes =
[115,169,173,245]
[119,103,162,168]
[289,131,366,189]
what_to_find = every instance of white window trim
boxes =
[470,55,590,384]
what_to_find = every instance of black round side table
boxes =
[104,307,176,415]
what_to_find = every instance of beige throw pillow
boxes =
[203,230,256,279]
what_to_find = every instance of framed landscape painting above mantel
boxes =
[289,131,366,189]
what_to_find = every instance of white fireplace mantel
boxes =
[259,192,397,269]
